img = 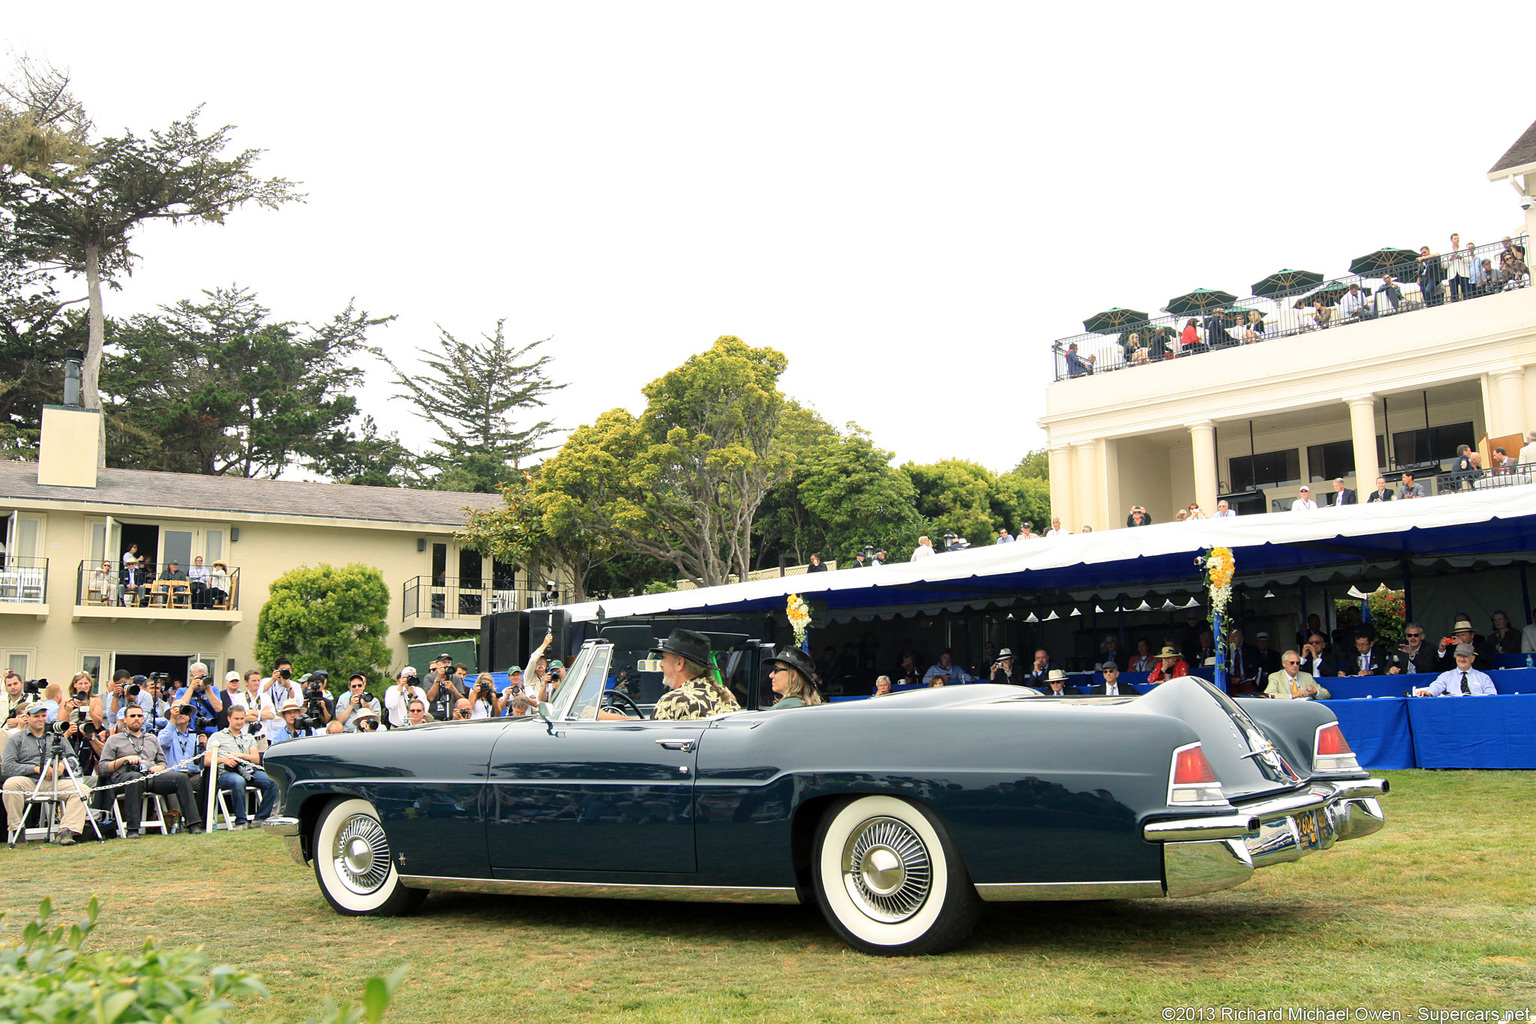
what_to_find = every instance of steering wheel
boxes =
[599,689,645,719]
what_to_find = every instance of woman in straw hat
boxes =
[1146,644,1190,685]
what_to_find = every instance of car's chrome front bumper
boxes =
[261,816,306,866]
[1153,777,1389,898]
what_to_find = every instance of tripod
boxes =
[5,731,104,847]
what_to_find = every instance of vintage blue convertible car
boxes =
[262,637,1389,955]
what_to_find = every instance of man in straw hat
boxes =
[1041,669,1081,696]
[1146,644,1189,684]
[1434,617,1492,672]
[990,649,1020,686]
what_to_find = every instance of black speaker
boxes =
[528,607,572,665]
[484,610,526,673]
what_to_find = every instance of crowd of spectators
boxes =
[1059,235,1529,379]
[0,636,587,846]
[93,544,233,609]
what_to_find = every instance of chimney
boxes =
[37,349,100,488]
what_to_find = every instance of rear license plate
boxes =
[1295,808,1333,849]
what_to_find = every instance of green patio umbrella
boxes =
[1163,288,1238,317]
[1082,307,1149,334]
[1251,269,1324,298]
[1348,248,1417,277]
[1293,280,1371,308]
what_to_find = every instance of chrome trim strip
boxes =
[1325,778,1389,801]
[975,880,1163,902]
[1143,813,1260,843]
[1163,838,1254,898]
[397,875,802,905]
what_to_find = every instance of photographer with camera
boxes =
[468,673,502,719]
[351,706,382,733]
[383,667,428,729]
[104,670,156,732]
[269,697,324,744]
[2,671,29,733]
[335,672,383,733]
[498,669,527,716]
[156,703,207,828]
[173,663,224,741]
[204,706,276,828]
[403,699,430,727]
[297,671,334,727]
[3,702,88,844]
[423,654,462,722]
[98,705,204,837]
[257,659,298,741]
[58,673,102,775]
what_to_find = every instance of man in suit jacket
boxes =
[1224,628,1261,691]
[1330,479,1358,506]
[1299,633,1337,679]
[1366,476,1393,503]
[1265,651,1331,700]
[1338,633,1386,676]
[1253,632,1283,679]
[1088,665,1129,696]
[1019,649,1055,688]
[1041,669,1081,696]
[1386,623,1436,675]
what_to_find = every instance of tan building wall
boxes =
[1042,287,1536,525]
[0,491,505,686]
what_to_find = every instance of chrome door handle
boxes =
[655,738,695,752]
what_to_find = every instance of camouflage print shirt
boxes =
[652,676,741,721]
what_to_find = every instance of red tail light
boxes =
[1174,746,1218,785]
[1168,743,1224,804]
[1313,723,1360,772]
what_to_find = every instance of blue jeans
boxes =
[217,767,276,822]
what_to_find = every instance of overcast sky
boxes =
[7,4,1528,475]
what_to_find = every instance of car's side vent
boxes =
[1168,743,1225,805]
[1312,723,1361,773]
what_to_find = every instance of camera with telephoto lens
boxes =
[357,716,379,732]
[125,679,141,699]
[22,677,46,697]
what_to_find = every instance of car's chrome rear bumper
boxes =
[261,816,306,866]
[1154,777,1388,896]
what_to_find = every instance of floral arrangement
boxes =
[1197,547,1235,619]
[786,593,811,649]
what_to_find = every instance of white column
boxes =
[1345,395,1379,490]
[1074,441,1100,532]
[1490,368,1527,438]
[1047,445,1074,531]
[1187,421,1217,515]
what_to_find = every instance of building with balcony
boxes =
[0,403,529,685]
[1040,121,1536,531]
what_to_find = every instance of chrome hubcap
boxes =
[841,816,931,922]
[331,815,391,895]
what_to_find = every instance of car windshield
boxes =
[551,641,614,720]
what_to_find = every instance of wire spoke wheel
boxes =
[841,815,933,923]
[312,798,426,917]
[332,814,392,895]
[813,795,980,955]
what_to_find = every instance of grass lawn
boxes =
[3,770,1533,1023]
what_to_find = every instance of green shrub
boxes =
[0,898,398,1024]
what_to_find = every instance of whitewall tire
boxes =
[812,795,981,955]
[312,798,426,916]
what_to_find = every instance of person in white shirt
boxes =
[1291,485,1318,511]
[910,536,935,561]
[187,555,212,608]
[1339,283,1373,321]
[995,528,1013,545]
[1044,517,1065,537]
[1415,645,1496,696]
[1212,500,1236,518]
[382,668,429,729]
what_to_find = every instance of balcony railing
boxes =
[0,557,48,605]
[402,576,553,623]
[75,561,241,612]
[1053,238,1531,381]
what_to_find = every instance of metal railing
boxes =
[402,576,554,621]
[1053,238,1531,381]
[0,556,48,604]
[75,560,241,611]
